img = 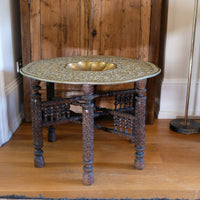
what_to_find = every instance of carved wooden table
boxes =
[20,55,160,185]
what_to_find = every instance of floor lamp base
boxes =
[170,119,200,134]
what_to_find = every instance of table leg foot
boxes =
[83,165,94,185]
[48,126,56,142]
[134,151,144,170]
[34,149,44,168]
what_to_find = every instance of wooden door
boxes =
[20,0,164,123]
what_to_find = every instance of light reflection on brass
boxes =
[66,61,117,71]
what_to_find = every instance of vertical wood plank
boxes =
[81,0,91,56]
[139,0,151,61]
[20,0,31,65]
[30,0,41,61]
[20,0,32,122]
[40,0,90,58]
[146,0,163,124]
[119,0,141,58]
[99,0,121,55]
[60,0,82,56]
[91,0,143,58]
[148,0,162,65]
[90,0,100,55]
[40,0,61,58]
[155,0,169,116]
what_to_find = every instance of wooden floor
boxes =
[0,119,200,199]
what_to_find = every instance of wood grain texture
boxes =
[1,119,200,199]
[92,0,141,57]
[30,0,41,61]
[20,0,32,122]
[148,0,163,64]
[139,0,151,61]
[146,0,163,124]
[21,0,163,122]
[90,0,150,105]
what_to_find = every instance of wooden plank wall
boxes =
[20,0,163,122]
[20,0,31,121]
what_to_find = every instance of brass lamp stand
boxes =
[170,0,200,134]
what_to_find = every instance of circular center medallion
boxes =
[66,61,117,71]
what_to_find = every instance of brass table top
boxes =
[20,56,161,85]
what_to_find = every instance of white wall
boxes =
[0,0,23,146]
[158,0,200,119]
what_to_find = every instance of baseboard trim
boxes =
[0,110,23,147]
[10,111,24,134]
[158,78,200,119]
[5,75,23,95]
[0,76,23,147]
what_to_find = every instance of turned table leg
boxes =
[46,82,56,142]
[31,80,44,168]
[134,79,147,170]
[82,84,94,185]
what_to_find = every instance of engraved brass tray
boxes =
[20,55,161,85]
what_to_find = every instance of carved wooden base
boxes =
[30,79,147,185]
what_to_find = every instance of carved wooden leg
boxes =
[46,82,56,142]
[48,125,56,142]
[134,79,147,170]
[31,80,44,168]
[82,84,94,185]
[129,85,136,144]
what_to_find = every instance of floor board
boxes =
[0,119,200,199]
